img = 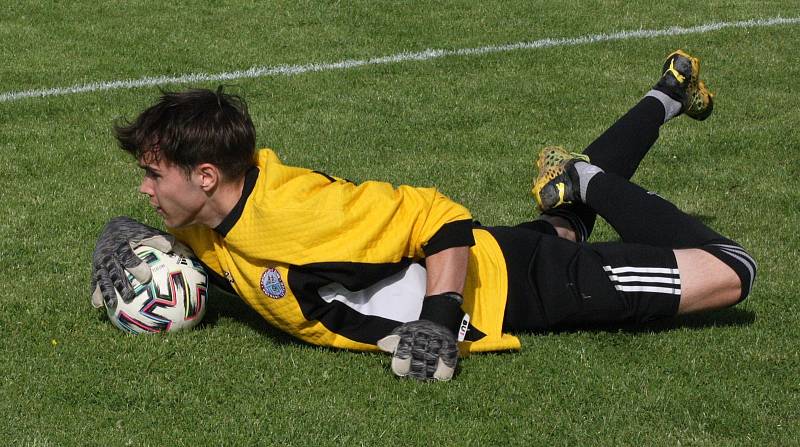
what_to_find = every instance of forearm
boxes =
[424,246,470,295]
[378,246,469,381]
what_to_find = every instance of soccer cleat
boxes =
[654,49,714,121]
[531,146,588,211]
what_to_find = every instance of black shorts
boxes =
[487,224,681,332]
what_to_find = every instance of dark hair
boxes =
[114,86,256,180]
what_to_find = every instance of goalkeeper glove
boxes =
[377,292,465,381]
[90,216,176,309]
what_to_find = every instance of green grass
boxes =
[1,1,799,445]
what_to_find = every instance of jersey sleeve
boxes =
[334,181,474,261]
[249,158,475,265]
[419,191,475,256]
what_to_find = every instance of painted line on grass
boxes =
[2,16,799,103]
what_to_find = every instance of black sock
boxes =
[544,96,667,241]
[584,172,722,247]
[583,96,664,179]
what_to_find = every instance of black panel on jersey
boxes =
[288,260,486,345]
[295,258,414,292]
[287,260,411,344]
[423,219,476,256]
[214,166,260,237]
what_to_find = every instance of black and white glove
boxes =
[377,292,465,381]
[90,216,176,309]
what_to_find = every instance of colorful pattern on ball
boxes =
[108,246,208,334]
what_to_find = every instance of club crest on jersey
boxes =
[260,268,286,299]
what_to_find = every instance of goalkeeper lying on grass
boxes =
[91,49,756,381]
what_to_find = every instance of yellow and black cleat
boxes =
[531,146,588,211]
[656,49,715,121]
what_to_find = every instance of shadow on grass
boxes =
[202,285,755,348]
[201,286,305,347]
[541,307,756,336]
[636,307,756,333]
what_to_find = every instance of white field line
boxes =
[2,16,799,103]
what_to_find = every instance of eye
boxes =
[144,168,161,180]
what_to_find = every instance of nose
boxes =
[139,177,154,196]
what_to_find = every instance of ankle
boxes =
[573,161,604,201]
[646,89,683,122]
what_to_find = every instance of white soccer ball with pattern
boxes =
[106,244,208,334]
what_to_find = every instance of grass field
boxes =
[1,1,799,445]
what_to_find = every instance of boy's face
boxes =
[137,153,207,228]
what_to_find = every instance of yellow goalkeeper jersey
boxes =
[170,149,521,353]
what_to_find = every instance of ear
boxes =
[194,163,221,192]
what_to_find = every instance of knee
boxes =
[675,247,756,314]
[701,242,758,305]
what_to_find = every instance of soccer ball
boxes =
[106,244,208,334]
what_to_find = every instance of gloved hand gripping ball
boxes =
[90,216,176,309]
